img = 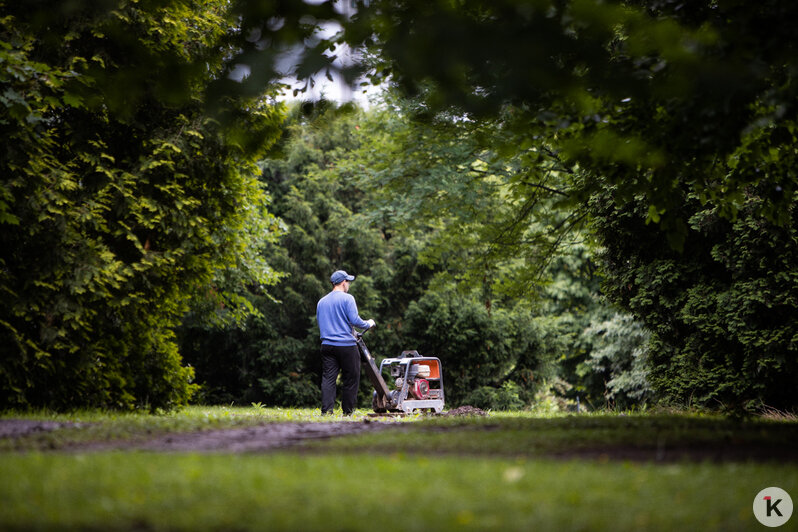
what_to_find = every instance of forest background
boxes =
[2,0,797,415]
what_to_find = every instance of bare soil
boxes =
[0,419,81,439]
[443,406,488,416]
[0,418,394,453]
[104,421,393,453]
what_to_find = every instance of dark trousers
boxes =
[320,344,361,414]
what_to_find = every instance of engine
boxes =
[394,364,431,400]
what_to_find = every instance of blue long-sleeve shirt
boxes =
[316,291,371,346]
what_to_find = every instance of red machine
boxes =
[355,332,445,414]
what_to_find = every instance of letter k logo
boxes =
[765,496,783,517]
[754,487,793,527]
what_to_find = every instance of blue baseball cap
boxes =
[330,270,355,285]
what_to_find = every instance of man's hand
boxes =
[366,319,376,328]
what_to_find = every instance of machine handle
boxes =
[354,324,373,340]
[355,326,393,402]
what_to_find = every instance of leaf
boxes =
[62,92,84,108]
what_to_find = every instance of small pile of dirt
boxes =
[443,406,488,417]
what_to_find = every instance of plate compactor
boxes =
[355,331,445,414]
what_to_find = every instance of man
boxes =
[316,270,375,415]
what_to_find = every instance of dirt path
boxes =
[0,419,81,439]
[0,407,486,453]
[0,418,395,453]
[106,421,393,453]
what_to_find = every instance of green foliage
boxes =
[338,1,798,411]
[463,381,527,411]
[347,0,798,234]
[359,98,581,298]
[180,103,382,406]
[180,103,556,409]
[591,185,798,412]
[582,314,652,409]
[401,288,543,405]
[0,1,283,410]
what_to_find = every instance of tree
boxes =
[357,97,582,301]
[179,103,394,406]
[344,0,798,239]
[358,97,659,409]
[333,1,798,411]
[581,314,652,409]
[0,1,283,410]
[591,184,798,412]
[401,287,542,406]
[179,102,557,409]
[181,0,798,411]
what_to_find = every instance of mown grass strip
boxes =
[314,413,798,460]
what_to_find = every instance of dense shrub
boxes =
[591,187,798,412]
[0,2,281,410]
[581,314,652,409]
[463,382,526,411]
[400,289,545,406]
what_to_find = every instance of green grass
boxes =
[1,408,797,531]
[0,405,335,426]
[0,452,794,531]
[314,412,798,458]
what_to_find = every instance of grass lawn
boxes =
[0,407,796,531]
